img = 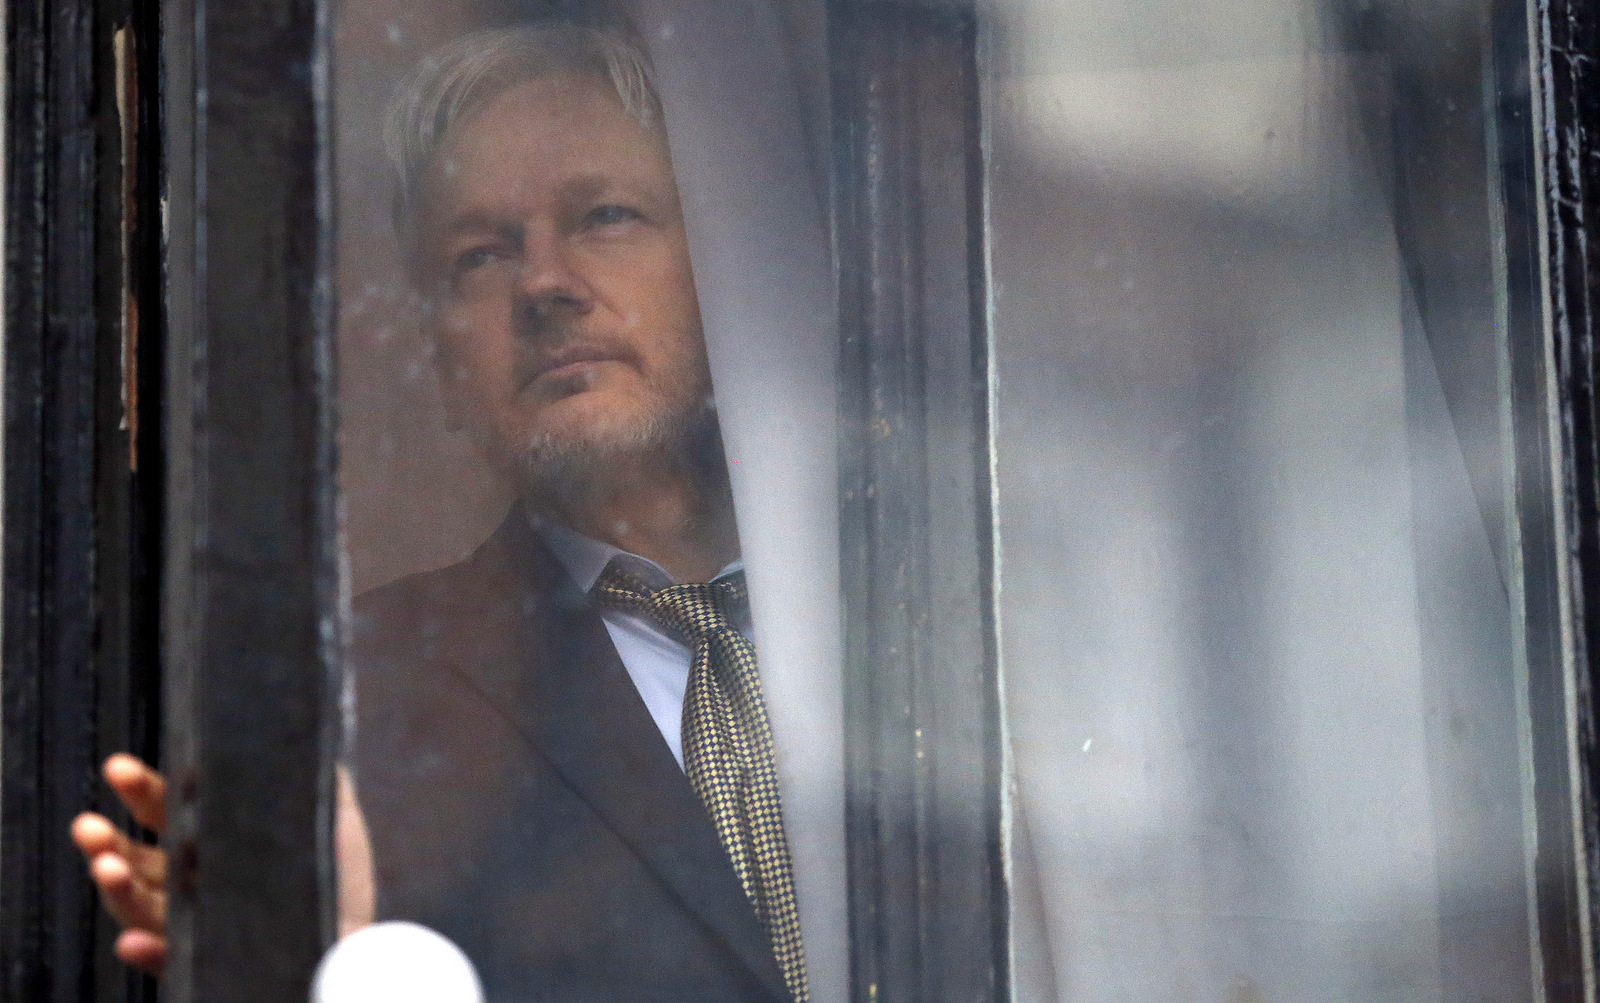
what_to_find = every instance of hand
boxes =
[70,753,375,978]
[71,754,167,976]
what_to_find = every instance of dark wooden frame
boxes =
[1535,0,1600,992]
[1,0,163,999]
[832,4,1008,1001]
[1491,0,1592,989]
[157,0,340,1000]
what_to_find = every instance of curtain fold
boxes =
[629,3,849,998]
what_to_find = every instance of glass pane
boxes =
[985,0,1552,999]
[300,0,1566,999]
[329,5,845,1001]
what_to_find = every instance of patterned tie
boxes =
[593,561,810,1003]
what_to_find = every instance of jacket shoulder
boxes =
[350,519,561,658]
[353,550,500,651]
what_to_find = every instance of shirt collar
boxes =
[529,512,745,593]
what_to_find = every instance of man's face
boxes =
[415,74,711,479]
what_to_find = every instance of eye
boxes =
[584,204,642,228]
[455,245,502,273]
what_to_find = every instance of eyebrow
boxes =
[440,210,521,240]
[558,173,622,204]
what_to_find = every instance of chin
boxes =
[505,390,720,498]
[532,392,672,449]
[525,379,654,432]
[510,406,674,485]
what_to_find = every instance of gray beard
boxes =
[510,397,719,503]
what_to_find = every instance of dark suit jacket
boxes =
[349,506,790,1003]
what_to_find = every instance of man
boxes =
[72,22,809,1003]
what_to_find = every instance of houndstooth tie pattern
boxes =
[593,562,809,1003]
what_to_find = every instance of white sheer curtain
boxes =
[630,3,850,999]
[985,1,1534,997]
[627,4,1534,1001]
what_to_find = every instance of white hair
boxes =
[382,23,662,248]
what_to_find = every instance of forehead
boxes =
[424,74,673,215]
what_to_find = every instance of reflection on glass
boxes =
[987,0,1541,999]
[335,13,834,1003]
[325,1,1551,1002]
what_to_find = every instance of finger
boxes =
[90,852,167,934]
[89,851,136,930]
[114,929,166,977]
[103,754,166,834]
[71,814,166,884]
[71,812,123,860]
[336,765,375,937]
[125,840,168,885]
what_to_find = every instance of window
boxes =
[4,0,1599,1000]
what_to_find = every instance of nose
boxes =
[513,227,594,330]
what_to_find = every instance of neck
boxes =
[526,447,739,584]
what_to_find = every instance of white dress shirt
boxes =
[532,515,749,771]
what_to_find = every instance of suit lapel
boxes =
[446,510,791,1002]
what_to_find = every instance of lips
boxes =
[519,342,627,392]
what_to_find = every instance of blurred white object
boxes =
[310,922,483,1003]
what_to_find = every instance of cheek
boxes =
[433,307,515,395]
[633,257,708,368]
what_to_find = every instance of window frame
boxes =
[1,0,163,999]
[155,0,339,999]
[831,4,1007,1000]
[1525,0,1600,989]
[1,0,1597,999]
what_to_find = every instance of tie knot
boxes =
[593,561,748,641]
